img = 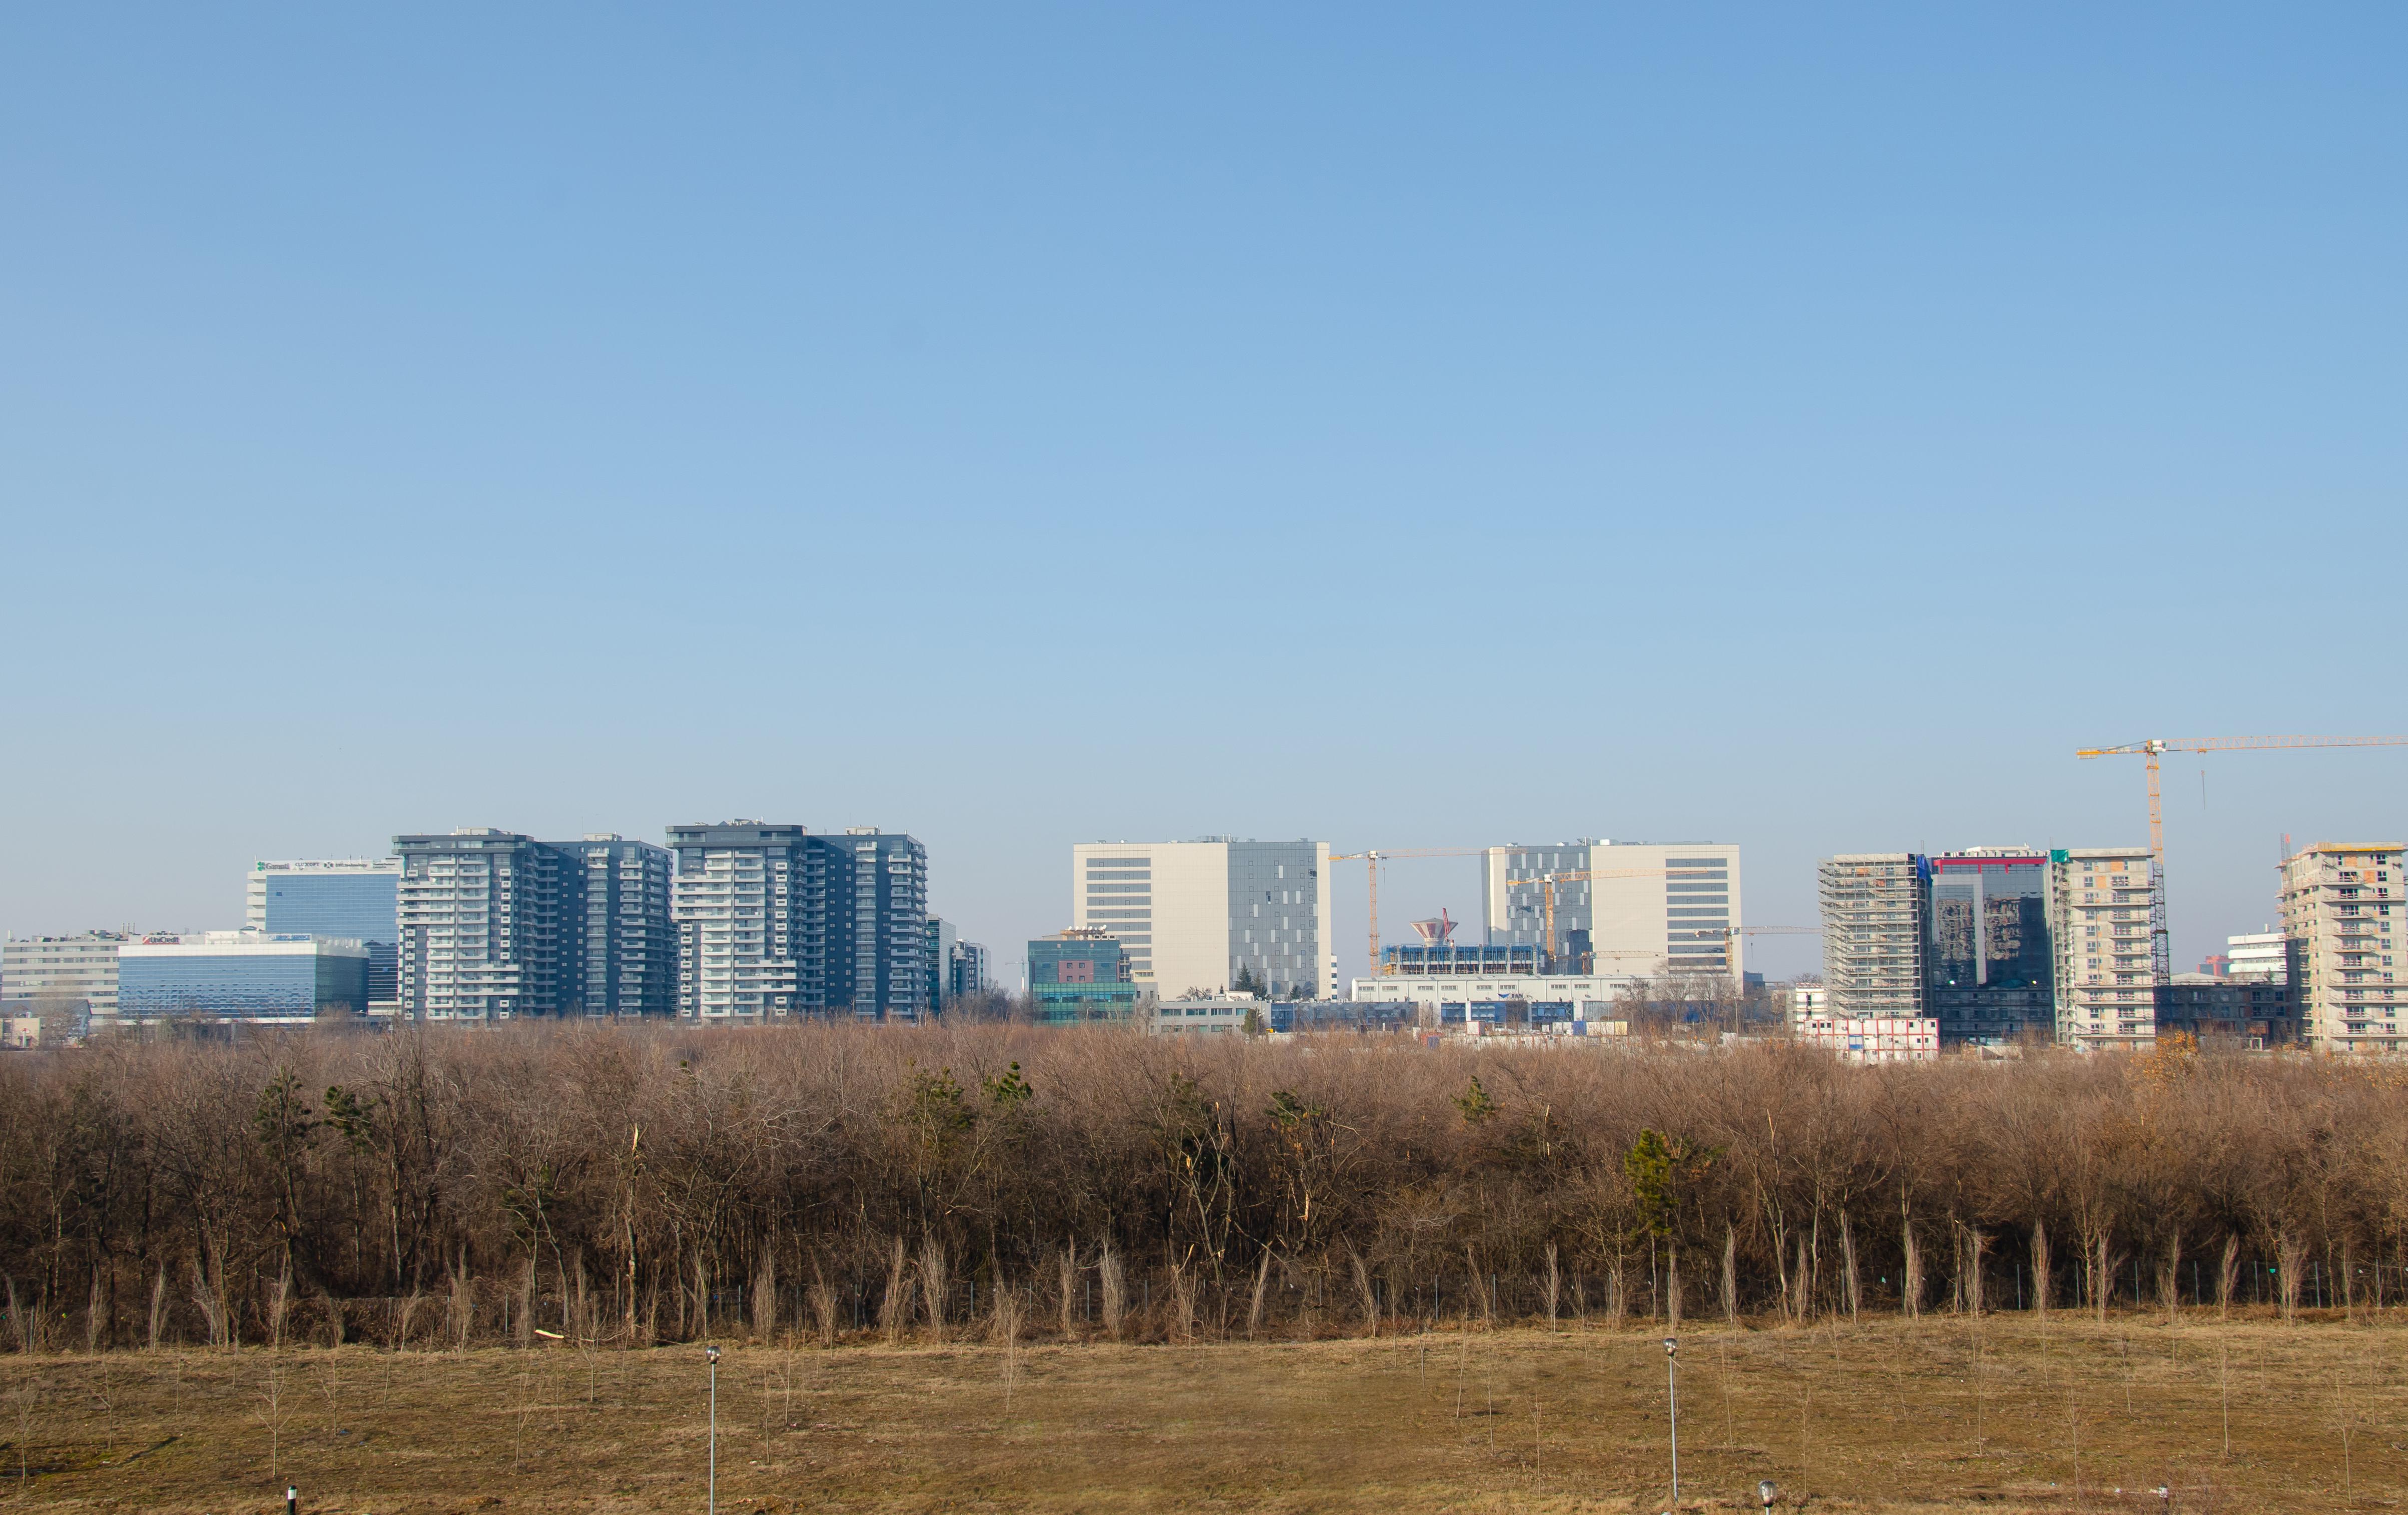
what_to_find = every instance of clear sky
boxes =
[4,5,2402,986]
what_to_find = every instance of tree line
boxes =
[0,1023,2398,1351]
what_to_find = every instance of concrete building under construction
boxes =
[1819,845,2179,1048]
[1817,854,1927,1018]
[2046,846,2159,1049]
[2281,842,2404,1053]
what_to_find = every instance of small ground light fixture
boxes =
[1759,1479,1778,1509]
[286,1486,298,1515]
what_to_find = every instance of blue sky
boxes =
[3,5,2402,984]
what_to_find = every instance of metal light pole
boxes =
[1663,1336,1680,1507]
[705,1345,721,1515]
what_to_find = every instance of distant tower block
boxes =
[1409,910,1458,946]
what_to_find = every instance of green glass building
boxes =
[1027,931,1142,1024]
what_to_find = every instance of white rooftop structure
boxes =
[2226,930,2285,982]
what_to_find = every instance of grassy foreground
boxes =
[2,1315,2402,1513]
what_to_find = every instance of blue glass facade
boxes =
[119,937,369,1021]
[1029,933,1141,1023]
[258,871,398,1002]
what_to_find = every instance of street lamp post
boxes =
[706,1345,721,1515]
[1664,1337,1680,1507]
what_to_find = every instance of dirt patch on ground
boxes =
[0,1316,2398,1512]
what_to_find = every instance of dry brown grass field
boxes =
[3,1313,2401,1514]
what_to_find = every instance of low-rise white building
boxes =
[1351,973,1644,1029]
[1796,1015,1939,1063]
[1146,997,1262,1035]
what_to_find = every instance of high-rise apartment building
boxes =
[0,932,128,1027]
[1485,842,1744,977]
[949,940,990,1000]
[394,829,674,1021]
[1069,839,1333,999]
[2280,842,2404,1052]
[668,822,929,1021]
[834,829,929,1017]
[1817,854,1927,1017]
[669,822,810,1019]
[247,859,401,1011]
[556,835,675,1017]
[2046,846,2158,1048]
[394,830,578,1020]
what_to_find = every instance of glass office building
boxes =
[1926,851,2054,1042]
[248,859,400,1008]
[118,933,370,1022]
[1027,931,1142,1023]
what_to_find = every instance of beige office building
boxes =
[1,932,128,1027]
[1486,841,1743,979]
[2280,842,2404,1052]
[1070,839,1334,1000]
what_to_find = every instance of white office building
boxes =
[2226,930,2286,982]
[1,932,129,1028]
[1146,996,1262,1036]
[1349,972,1643,1022]
[1070,839,1335,999]
[1485,841,1744,978]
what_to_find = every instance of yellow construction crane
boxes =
[1717,924,1821,970]
[1330,847,1492,978]
[1522,877,1820,976]
[1514,869,1673,971]
[2076,734,2408,983]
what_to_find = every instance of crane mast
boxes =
[2077,734,2408,1004]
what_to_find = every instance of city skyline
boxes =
[3,811,2392,996]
